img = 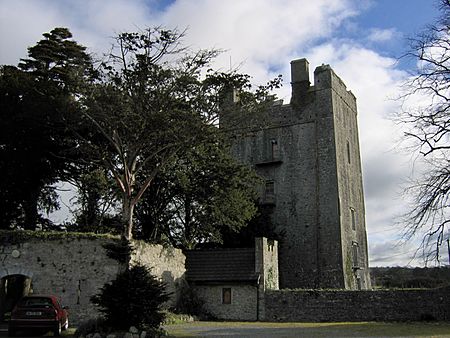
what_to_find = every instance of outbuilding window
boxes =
[222,288,231,304]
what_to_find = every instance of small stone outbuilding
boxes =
[185,237,278,321]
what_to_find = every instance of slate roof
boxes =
[185,248,258,282]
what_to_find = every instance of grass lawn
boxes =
[62,328,77,336]
[165,321,450,337]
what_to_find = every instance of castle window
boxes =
[350,208,356,230]
[265,181,275,197]
[270,139,279,160]
[255,138,282,166]
[352,241,359,268]
[263,180,276,205]
[346,140,351,164]
[222,288,231,304]
[268,239,275,251]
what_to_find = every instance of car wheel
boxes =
[62,318,69,331]
[54,322,62,336]
[7,327,15,337]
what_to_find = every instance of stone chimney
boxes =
[290,58,310,106]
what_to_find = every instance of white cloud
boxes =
[367,28,398,42]
[0,1,61,65]
[0,0,159,65]
[369,240,422,267]
[299,41,438,266]
[158,0,355,57]
[153,0,360,101]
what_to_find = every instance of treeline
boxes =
[370,266,450,289]
[0,27,281,248]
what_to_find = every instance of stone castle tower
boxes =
[224,59,370,290]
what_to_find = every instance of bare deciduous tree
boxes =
[398,0,450,262]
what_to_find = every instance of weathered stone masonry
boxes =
[225,59,370,290]
[0,233,185,324]
[1,233,449,323]
[263,287,450,322]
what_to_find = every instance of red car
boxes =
[8,295,69,337]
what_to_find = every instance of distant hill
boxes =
[370,266,450,289]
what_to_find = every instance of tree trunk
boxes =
[84,190,100,230]
[23,187,39,230]
[0,278,5,322]
[122,197,135,241]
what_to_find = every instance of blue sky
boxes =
[0,0,445,266]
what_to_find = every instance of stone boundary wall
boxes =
[0,232,186,324]
[131,240,186,308]
[264,287,450,322]
[0,235,120,324]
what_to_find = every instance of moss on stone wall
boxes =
[267,267,276,289]
[0,229,119,245]
[344,249,353,288]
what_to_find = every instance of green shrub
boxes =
[91,264,170,330]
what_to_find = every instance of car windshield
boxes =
[18,297,53,308]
